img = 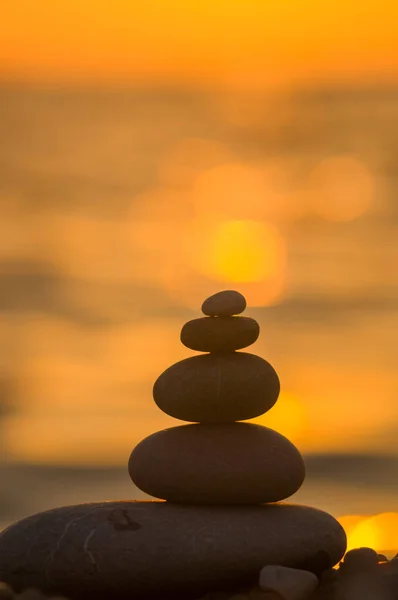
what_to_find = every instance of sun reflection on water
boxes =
[196,219,285,283]
[251,393,307,445]
[339,513,398,556]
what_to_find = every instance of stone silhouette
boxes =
[130,289,304,504]
[0,290,347,599]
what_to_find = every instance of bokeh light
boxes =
[195,220,285,283]
[307,155,375,222]
[157,138,232,188]
[340,513,398,554]
[252,393,307,446]
[191,162,292,222]
[1,0,398,536]
[192,163,267,220]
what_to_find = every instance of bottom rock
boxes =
[0,501,346,599]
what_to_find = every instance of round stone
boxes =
[377,554,388,562]
[202,290,246,317]
[129,423,305,504]
[340,548,379,574]
[0,502,347,598]
[153,352,280,423]
[180,317,260,352]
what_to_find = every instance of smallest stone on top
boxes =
[201,290,246,316]
[182,290,258,353]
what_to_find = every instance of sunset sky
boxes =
[1,0,398,87]
[1,0,398,555]
[1,0,398,464]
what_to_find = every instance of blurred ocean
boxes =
[1,82,398,542]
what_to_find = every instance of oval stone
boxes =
[153,352,280,423]
[0,502,346,599]
[129,423,305,504]
[180,316,260,352]
[202,290,246,316]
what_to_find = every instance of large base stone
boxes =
[0,501,346,599]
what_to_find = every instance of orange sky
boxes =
[1,0,398,87]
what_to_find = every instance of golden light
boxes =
[102,319,188,382]
[307,155,375,222]
[192,163,267,221]
[1,411,177,465]
[123,182,288,309]
[128,188,193,224]
[339,513,398,555]
[157,138,231,188]
[190,160,302,223]
[36,214,133,282]
[195,219,285,283]
[338,515,365,536]
[3,0,398,87]
[159,217,286,309]
[162,264,285,310]
[348,518,382,551]
[251,393,307,445]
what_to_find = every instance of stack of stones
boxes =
[129,290,306,506]
[0,291,347,600]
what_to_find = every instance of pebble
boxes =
[340,548,379,575]
[377,554,388,562]
[15,589,45,600]
[248,587,277,600]
[0,502,347,598]
[202,291,246,317]
[129,423,305,504]
[0,583,14,600]
[180,317,260,352]
[153,352,280,423]
[310,568,337,600]
[259,566,318,600]
[337,571,392,600]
